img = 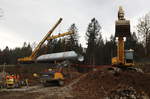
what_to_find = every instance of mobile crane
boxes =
[18,18,74,63]
[17,18,75,86]
[112,6,134,67]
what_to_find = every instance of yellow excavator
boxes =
[112,6,134,67]
[18,18,74,63]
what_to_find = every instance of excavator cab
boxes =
[125,49,134,66]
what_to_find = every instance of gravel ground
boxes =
[0,73,86,99]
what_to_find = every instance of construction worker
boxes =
[25,79,29,88]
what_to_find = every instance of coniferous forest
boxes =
[0,13,150,65]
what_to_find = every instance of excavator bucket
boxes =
[115,20,131,37]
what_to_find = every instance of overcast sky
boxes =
[0,0,149,49]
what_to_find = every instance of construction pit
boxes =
[0,64,150,99]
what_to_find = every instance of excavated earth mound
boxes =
[72,68,150,99]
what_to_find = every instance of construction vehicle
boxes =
[111,6,134,67]
[34,51,84,86]
[0,73,28,89]
[40,68,64,86]
[18,18,74,63]
[5,74,21,88]
[33,61,68,86]
[0,65,23,89]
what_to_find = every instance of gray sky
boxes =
[0,0,149,49]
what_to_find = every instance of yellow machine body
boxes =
[5,75,20,88]
[117,37,125,65]
[6,78,14,85]
[40,71,65,86]
[54,72,64,80]
[111,37,134,67]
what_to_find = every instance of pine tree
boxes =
[2,46,10,64]
[21,42,32,57]
[0,49,2,64]
[85,18,102,65]
[66,23,80,52]
[95,32,104,65]
[125,32,138,50]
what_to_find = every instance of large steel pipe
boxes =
[36,51,84,62]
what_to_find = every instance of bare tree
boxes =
[137,12,150,56]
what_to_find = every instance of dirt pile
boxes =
[140,64,150,73]
[72,68,150,99]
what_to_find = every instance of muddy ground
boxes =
[0,64,150,99]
